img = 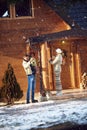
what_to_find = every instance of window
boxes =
[0,0,32,18]
[0,0,10,18]
[15,0,32,17]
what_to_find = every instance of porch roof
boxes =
[29,29,87,44]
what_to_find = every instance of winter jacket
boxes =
[22,60,32,75]
[50,54,62,72]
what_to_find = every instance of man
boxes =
[22,54,38,103]
[49,48,63,96]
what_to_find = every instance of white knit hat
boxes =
[56,48,62,53]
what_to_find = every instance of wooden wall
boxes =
[0,0,69,99]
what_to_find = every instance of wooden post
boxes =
[70,44,76,88]
[75,52,81,88]
[70,53,76,88]
[46,45,53,90]
[38,47,46,96]
[73,43,81,88]
[41,42,49,90]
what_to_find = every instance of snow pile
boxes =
[0,99,87,130]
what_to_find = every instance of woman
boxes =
[49,48,63,96]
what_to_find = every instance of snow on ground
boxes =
[0,98,87,130]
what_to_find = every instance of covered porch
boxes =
[26,28,87,92]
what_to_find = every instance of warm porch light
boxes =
[62,40,65,44]
[61,40,66,45]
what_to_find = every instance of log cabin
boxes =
[0,0,87,98]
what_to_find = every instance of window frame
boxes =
[0,0,34,20]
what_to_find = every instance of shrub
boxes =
[0,63,23,105]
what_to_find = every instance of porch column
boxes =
[75,52,81,88]
[46,45,53,90]
[70,44,76,88]
[41,42,49,90]
[74,43,81,88]
[70,53,75,88]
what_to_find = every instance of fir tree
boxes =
[0,63,23,105]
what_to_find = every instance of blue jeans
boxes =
[26,74,36,103]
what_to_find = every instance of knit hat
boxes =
[56,48,62,53]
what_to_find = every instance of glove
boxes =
[49,59,52,63]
